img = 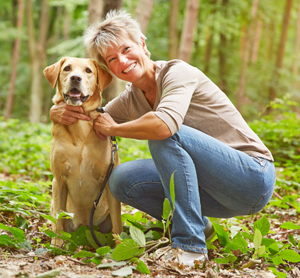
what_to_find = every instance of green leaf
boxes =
[280,222,300,230]
[268,243,279,255]
[288,234,297,246]
[272,256,285,266]
[213,223,230,247]
[257,245,265,256]
[136,259,150,274]
[15,215,28,229]
[279,249,300,263]
[57,211,74,220]
[111,239,141,261]
[162,198,172,220]
[129,225,145,246]
[85,230,107,249]
[32,268,61,278]
[111,266,134,277]
[170,172,176,210]
[253,216,270,237]
[41,214,57,224]
[96,246,111,256]
[253,229,262,250]
[269,267,287,278]
[73,250,95,259]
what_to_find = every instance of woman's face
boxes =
[104,38,149,83]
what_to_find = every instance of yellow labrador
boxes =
[44,57,122,246]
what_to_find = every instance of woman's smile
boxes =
[122,62,137,73]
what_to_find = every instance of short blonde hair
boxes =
[84,10,150,72]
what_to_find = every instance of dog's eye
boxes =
[85,68,92,73]
[64,66,71,71]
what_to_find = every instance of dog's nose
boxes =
[70,74,82,83]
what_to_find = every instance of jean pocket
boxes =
[249,181,275,215]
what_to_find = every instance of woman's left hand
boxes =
[93,113,117,140]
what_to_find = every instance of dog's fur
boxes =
[44,57,122,246]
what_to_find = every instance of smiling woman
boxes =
[49,10,276,267]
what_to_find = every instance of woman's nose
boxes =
[118,55,128,65]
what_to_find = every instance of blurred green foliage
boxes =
[0,0,299,120]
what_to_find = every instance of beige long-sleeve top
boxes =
[105,59,273,161]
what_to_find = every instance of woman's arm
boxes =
[50,102,91,125]
[94,111,171,140]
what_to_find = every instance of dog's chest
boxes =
[50,123,111,185]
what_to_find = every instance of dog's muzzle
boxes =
[63,88,89,106]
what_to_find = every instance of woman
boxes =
[50,10,276,266]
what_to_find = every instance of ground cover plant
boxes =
[0,98,300,277]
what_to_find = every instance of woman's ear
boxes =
[140,37,148,54]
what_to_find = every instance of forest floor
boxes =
[0,174,300,278]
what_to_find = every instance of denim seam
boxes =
[249,172,276,214]
[126,181,163,217]
[179,134,270,173]
[171,243,207,253]
[173,136,199,247]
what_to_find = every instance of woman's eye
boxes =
[108,58,115,63]
[124,47,130,52]
[64,66,71,71]
[86,68,92,73]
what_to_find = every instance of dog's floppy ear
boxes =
[93,61,113,92]
[43,58,67,88]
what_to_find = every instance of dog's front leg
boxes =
[106,184,123,235]
[51,177,68,247]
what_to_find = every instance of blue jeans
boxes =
[109,125,276,253]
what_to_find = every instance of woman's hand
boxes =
[93,113,118,140]
[50,102,91,125]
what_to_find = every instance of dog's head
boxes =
[43,57,112,111]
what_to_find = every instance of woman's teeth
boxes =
[123,63,136,73]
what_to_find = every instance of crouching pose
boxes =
[50,10,276,266]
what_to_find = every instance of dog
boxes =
[44,57,122,246]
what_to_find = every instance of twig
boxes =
[273,191,293,208]
[67,257,90,266]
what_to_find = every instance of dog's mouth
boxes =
[63,88,89,105]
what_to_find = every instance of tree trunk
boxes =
[101,0,123,105]
[218,0,228,94]
[251,19,263,63]
[43,6,63,121]
[236,0,260,112]
[63,8,70,41]
[102,0,122,16]
[85,0,103,58]
[293,4,300,88]
[268,0,293,105]
[178,0,200,63]
[169,0,179,60]
[135,0,154,34]
[203,27,213,74]
[27,0,50,123]
[4,0,24,120]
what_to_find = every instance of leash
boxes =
[89,107,118,247]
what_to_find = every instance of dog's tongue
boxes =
[69,88,81,98]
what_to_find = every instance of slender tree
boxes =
[268,0,293,106]
[4,0,24,120]
[135,0,154,34]
[218,0,228,94]
[85,0,103,58]
[236,0,260,112]
[169,0,180,60]
[178,0,200,63]
[250,19,263,63]
[101,0,123,105]
[293,3,300,89]
[27,0,50,123]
